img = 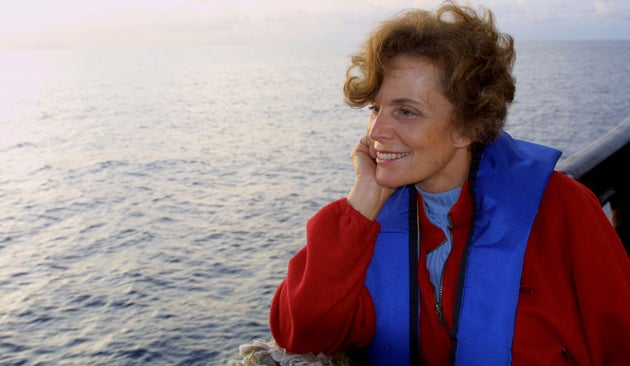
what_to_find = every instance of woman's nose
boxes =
[368,111,393,141]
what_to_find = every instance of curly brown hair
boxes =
[344,1,516,144]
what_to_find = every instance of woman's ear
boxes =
[451,129,474,149]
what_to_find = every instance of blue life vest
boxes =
[364,132,561,365]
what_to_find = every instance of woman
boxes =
[269,1,630,365]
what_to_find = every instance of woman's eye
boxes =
[398,107,416,117]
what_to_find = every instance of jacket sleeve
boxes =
[269,198,381,355]
[561,175,630,364]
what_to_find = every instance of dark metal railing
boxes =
[557,116,630,255]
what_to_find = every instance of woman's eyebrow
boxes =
[391,97,427,108]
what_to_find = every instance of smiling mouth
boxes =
[376,152,411,161]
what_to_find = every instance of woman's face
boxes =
[367,56,472,193]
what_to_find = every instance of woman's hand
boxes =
[346,136,395,220]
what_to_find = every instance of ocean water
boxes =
[0,41,629,365]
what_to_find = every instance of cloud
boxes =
[594,1,612,16]
[0,0,258,48]
[1,0,628,48]
[0,0,454,48]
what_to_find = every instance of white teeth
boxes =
[377,152,410,160]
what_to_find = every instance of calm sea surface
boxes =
[1,41,629,365]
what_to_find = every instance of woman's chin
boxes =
[375,175,407,190]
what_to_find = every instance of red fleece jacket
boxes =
[270,172,630,365]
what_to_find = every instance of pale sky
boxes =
[1,0,629,49]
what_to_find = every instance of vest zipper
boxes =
[436,215,454,335]
[436,302,451,332]
[436,272,452,334]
